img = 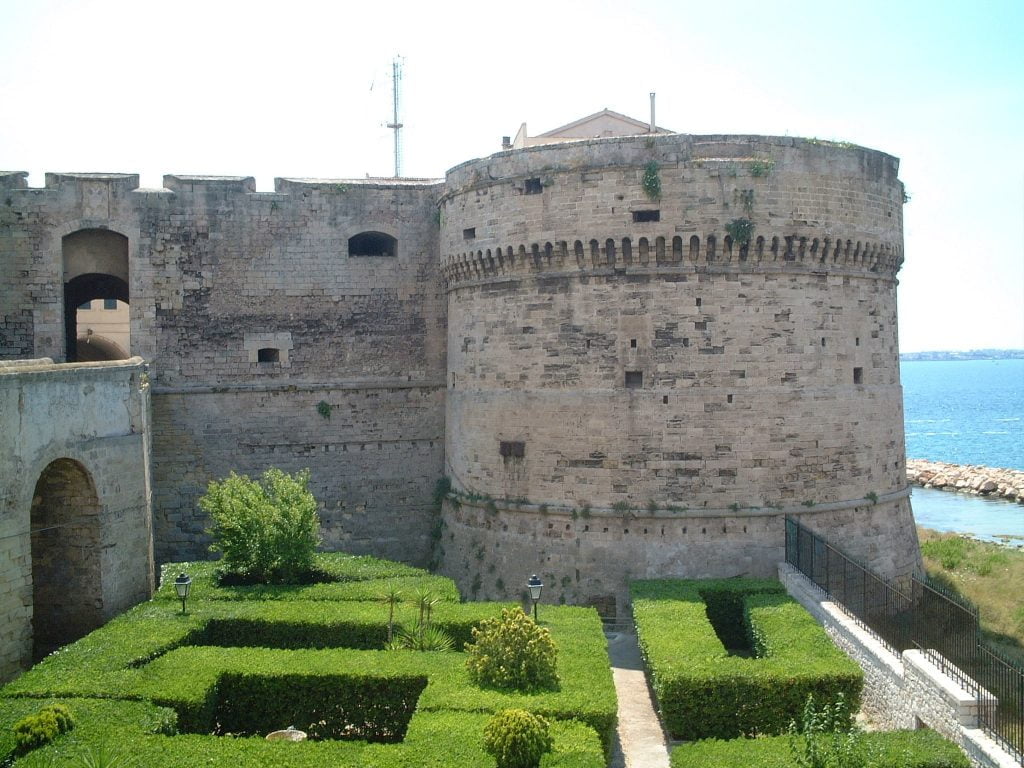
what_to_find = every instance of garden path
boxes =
[605,629,671,768]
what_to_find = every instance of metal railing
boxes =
[785,516,1023,764]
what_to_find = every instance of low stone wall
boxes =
[779,562,1018,768]
[907,459,1024,504]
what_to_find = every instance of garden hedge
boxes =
[0,698,603,768]
[631,578,863,740]
[2,556,614,767]
[670,731,971,768]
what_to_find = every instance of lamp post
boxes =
[527,574,543,622]
[174,573,192,615]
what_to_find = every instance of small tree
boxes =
[465,608,559,691]
[483,709,553,768]
[202,468,321,583]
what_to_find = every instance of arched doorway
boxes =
[30,459,103,660]
[62,229,130,362]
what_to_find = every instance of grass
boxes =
[918,526,1024,666]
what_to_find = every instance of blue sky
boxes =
[1,0,1021,352]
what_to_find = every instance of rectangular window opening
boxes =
[625,371,643,389]
[499,441,525,459]
[463,227,476,240]
[630,338,637,348]
[257,347,280,363]
[103,298,117,310]
[632,210,660,223]
[853,367,864,385]
[696,298,702,307]
[662,395,669,404]
[524,178,543,195]
[78,301,92,310]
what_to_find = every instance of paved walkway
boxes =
[605,630,671,768]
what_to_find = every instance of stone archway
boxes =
[62,229,130,362]
[30,458,103,660]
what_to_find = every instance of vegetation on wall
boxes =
[725,218,755,245]
[642,161,662,201]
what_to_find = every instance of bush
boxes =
[13,703,74,753]
[466,608,559,692]
[483,709,553,768]
[201,468,321,583]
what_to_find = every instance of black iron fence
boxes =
[785,516,1023,764]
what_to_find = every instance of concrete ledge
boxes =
[780,563,1018,768]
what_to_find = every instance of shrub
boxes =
[13,703,74,753]
[466,608,560,692]
[201,468,321,583]
[483,709,553,768]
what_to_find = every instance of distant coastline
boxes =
[901,349,1024,361]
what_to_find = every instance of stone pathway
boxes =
[605,630,671,768]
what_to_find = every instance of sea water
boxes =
[901,359,1024,538]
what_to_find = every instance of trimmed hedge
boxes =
[2,559,615,767]
[0,698,602,768]
[155,555,460,603]
[670,731,971,768]
[631,578,863,740]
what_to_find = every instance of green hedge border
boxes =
[0,697,604,768]
[3,556,615,767]
[631,578,863,740]
[670,731,970,768]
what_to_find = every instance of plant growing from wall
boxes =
[749,157,775,177]
[316,400,331,420]
[865,491,878,505]
[725,218,755,245]
[642,161,662,201]
[202,467,321,584]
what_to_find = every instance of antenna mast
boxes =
[387,56,403,177]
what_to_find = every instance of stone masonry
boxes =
[0,358,153,680]
[0,131,921,615]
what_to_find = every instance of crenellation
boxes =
[1,130,919,617]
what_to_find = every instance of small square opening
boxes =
[625,371,643,389]
[630,338,637,348]
[524,178,543,195]
[499,441,525,458]
[662,395,669,404]
[632,210,660,223]
[257,347,280,363]
[853,367,864,385]
[463,227,476,240]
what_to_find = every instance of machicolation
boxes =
[1,122,921,659]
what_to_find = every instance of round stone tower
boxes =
[438,133,920,609]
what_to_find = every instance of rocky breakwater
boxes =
[907,459,1024,505]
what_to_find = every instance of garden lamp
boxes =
[174,573,192,614]
[527,574,543,622]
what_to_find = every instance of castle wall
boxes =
[2,132,922,608]
[438,134,918,605]
[0,173,447,566]
[0,358,152,680]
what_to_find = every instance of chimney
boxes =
[502,136,511,151]
[649,92,656,133]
